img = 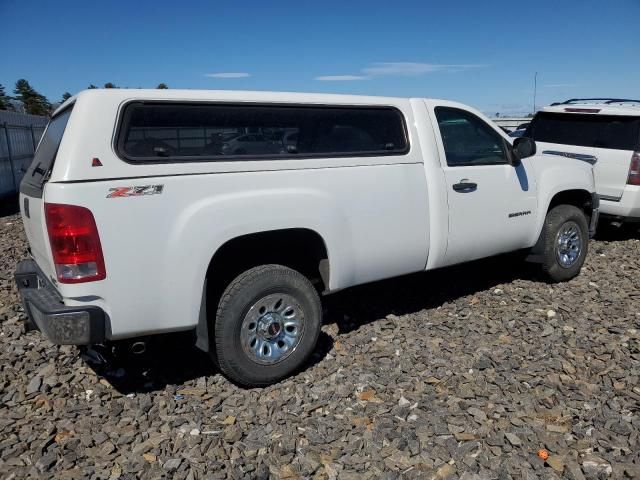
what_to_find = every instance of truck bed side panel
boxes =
[45,163,430,338]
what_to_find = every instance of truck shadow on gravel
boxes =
[83,252,539,393]
[82,331,335,394]
[592,221,640,242]
[0,195,20,217]
[323,253,537,335]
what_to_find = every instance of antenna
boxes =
[533,72,538,115]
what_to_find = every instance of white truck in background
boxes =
[15,89,598,386]
[526,98,640,223]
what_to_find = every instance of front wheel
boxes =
[213,264,322,387]
[540,205,589,282]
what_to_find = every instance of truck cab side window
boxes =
[435,107,508,167]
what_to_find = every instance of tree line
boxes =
[0,79,169,116]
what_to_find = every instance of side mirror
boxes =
[512,137,536,163]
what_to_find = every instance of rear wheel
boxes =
[540,205,589,282]
[213,264,321,387]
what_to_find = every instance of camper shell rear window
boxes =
[116,102,409,162]
[20,106,73,197]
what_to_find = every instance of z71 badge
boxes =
[107,185,164,198]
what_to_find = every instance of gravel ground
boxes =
[1,206,639,480]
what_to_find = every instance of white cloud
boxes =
[363,62,485,76]
[544,83,579,88]
[315,75,369,81]
[204,72,251,78]
[315,62,486,81]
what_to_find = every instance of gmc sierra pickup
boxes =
[15,89,598,385]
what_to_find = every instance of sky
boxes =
[1,0,639,116]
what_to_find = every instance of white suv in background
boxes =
[526,98,640,223]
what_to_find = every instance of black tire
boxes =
[541,205,589,282]
[213,264,321,387]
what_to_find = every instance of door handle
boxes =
[452,181,477,193]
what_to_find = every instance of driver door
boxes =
[432,106,537,266]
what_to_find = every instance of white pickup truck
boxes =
[15,89,598,386]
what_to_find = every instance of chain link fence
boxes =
[0,111,47,199]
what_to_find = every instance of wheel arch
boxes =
[528,188,595,262]
[196,227,330,352]
[546,189,594,220]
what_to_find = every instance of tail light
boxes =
[44,203,106,283]
[628,152,640,186]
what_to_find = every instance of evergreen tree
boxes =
[104,82,118,88]
[61,92,72,102]
[0,84,12,110]
[88,84,98,89]
[13,79,51,116]
[156,83,168,89]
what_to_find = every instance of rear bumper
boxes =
[599,185,640,220]
[14,259,106,344]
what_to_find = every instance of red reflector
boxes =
[564,108,601,113]
[91,157,103,167]
[44,203,106,283]
[628,152,640,186]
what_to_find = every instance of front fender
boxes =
[530,155,596,244]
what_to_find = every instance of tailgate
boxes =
[19,107,74,280]
[20,194,54,280]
